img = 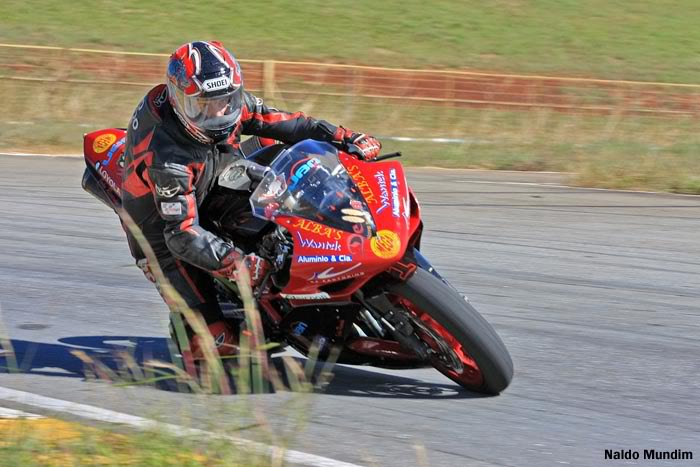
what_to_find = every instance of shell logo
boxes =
[93,134,117,154]
[370,229,401,259]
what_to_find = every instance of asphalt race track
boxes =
[1,154,699,466]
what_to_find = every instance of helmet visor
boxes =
[183,88,243,130]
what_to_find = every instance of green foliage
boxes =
[2,0,700,82]
[1,1,697,193]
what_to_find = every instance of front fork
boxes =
[354,290,431,361]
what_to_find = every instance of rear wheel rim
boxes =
[397,297,484,388]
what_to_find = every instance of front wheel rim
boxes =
[397,298,484,387]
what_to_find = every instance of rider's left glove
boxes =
[334,126,382,161]
[214,249,271,288]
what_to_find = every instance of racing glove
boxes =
[333,126,382,161]
[214,249,271,287]
[136,258,156,284]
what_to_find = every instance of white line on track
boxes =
[456,179,700,197]
[0,386,364,467]
[0,151,82,158]
[0,406,44,419]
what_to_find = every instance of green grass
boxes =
[3,0,700,83]
[2,77,699,194]
[1,0,698,194]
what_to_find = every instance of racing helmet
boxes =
[166,41,244,143]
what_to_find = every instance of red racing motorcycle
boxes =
[82,130,513,394]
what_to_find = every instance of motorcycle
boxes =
[81,129,513,394]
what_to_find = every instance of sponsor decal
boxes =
[389,168,400,218]
[281,292,331,300]
[161,202,182,216]
[93,133,117,154]
[347,165,377,204]
[289,158,320,191]
[101,136,126,168]
[293,219,342,240]
[374,171,391,213]
[214,332,226,347]
[341,208,369,224]
[296,232,341,251]
[402,195,410,219]
[342,215,365,224]
[297,254,353,263]
[156,184,181,198]
[202,76,232,91]
[154,87,168,107]
[371,229,401,259]
[348,235,364,255]
[341,208,364,216]
[96,165,121,196]
[291,321,308,336]
[350,199,363,210]
[311,263,363,281]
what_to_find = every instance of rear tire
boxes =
[387,268,513,394]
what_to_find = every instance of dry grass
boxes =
[2,78,698,194]
[0,211,338,466]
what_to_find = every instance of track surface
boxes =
[1,155,699,466]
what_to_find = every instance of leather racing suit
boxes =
[122,84,348,323]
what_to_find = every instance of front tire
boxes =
[387,268,513,394]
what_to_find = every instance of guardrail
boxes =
[2,43,700,116]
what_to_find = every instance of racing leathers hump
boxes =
[121,84,342,272]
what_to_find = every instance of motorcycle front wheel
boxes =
[387,268,513,394]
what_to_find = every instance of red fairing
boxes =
[84,128,127,198]
[275,153,417,304]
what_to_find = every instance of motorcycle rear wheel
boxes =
[387,268,513,394]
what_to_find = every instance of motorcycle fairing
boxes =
[248,140,419,303]
[82,128,127,210]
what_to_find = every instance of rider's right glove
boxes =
[214,249,271,288]
[333,126,382,161]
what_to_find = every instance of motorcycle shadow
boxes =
[0,335,173,383]
[0,336,482,399]
[310,362,482,399]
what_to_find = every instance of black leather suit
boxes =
[122,84,343,320]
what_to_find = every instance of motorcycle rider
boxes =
[122,40,381,364]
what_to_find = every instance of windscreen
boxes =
[250,140,375,237]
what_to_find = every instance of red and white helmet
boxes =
[166,41,243,143]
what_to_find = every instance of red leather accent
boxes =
[122,151,154,197]
[252,110,305,124]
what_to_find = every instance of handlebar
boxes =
[372,152,402,162]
